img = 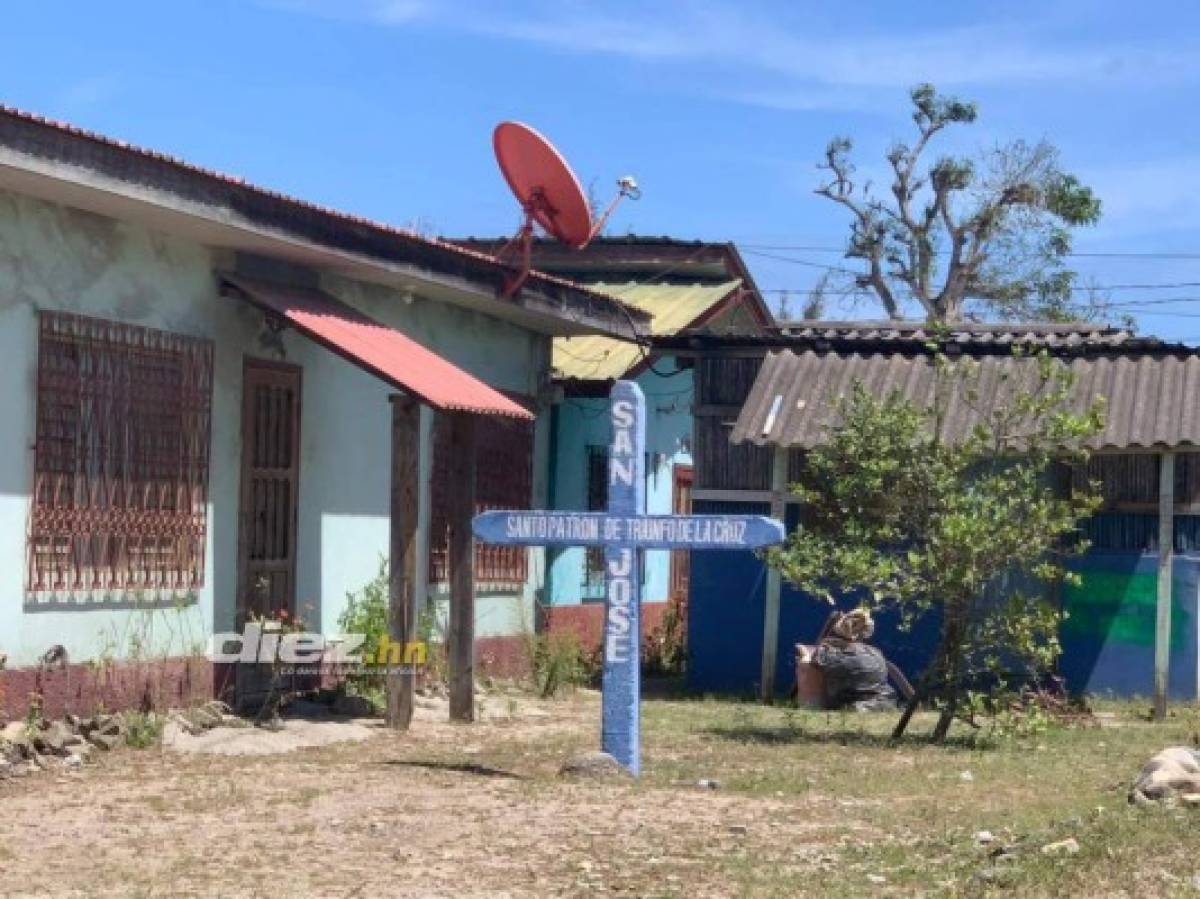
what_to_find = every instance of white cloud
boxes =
[262,0,427,24]
[263,1,1200,107]
[1081,157,1200,238]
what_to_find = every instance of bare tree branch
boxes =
[814,85,1101,323]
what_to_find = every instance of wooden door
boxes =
[669,465,694,602]
[237,359,302,627]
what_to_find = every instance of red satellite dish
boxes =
[491,121,640,296]
[495,122,593,249]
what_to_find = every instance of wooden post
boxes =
[760,445,788,702]
[1155,450,1175,721]
[386,397,420,729]
[447,412,477,722]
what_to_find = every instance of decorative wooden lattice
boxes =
[429,410,533,585]
[27,312,214,594]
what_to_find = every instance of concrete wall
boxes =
[545,364,693,608]
[0,188,551,670]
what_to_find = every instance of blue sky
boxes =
[5,1,1200,337]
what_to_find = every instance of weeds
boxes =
[529,631,590,698]
[124,711,165,749]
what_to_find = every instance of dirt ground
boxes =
[2,689,1200,898]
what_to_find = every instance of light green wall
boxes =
[546,363,693,606]
[0,189,550,666]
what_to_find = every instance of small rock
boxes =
[974,830,996,845]
[63,754,83,769]
[1041,838,1080,857]
[559,751,628,779]
[727,824,748,836]
[169,713,202,737]
[1,721,27,743]
[974,866,1015,886]
[185,706,223,730]
[34,721,72,755]
[960,771,975,783]
[95,716,123,738]
[697,778,722,790]
[1,737,27,764]
[87,732,121,752]
[160,721,186,747]
[867,874,887,885]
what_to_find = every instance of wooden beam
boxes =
[692,488,803,505]
[760,445,788,702]
[385,396,420,729]
[1155,450,1175,721]
[447,412,477,722]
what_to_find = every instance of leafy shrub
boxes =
[124,711,165,749]
[339,558,448,693]
[529,631,590,698]
[644,595,687,675]
[338,558,390,691]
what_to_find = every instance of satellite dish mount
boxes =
[492,122,640,298]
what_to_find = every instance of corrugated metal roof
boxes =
[553,280,740,381]
[775,320,1137,348]
[222,275,532,419]
[655,320,1187,357]
[732,349,1200,451]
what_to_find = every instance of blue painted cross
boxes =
[473,380,785,775]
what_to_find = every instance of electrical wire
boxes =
[762,282,1200,294]
[739,242,1200,261]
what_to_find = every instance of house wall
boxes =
[681,349,1200,700]
[685,501,944,696]
[543,365,692,648]
[0,189,550,703]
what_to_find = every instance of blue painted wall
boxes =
[1060,552,1199,700]
[687,499,1200,700]
[546,364,693,607]
[686,501,943,696]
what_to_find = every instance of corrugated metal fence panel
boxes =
[695,415,773,490]
[1082,513,1200,553]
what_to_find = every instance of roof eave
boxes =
[0,109,647,340]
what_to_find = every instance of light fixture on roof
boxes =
[491,121,640,298]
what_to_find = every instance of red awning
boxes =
[221,275,533,419]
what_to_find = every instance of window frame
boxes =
[26,311,214,596]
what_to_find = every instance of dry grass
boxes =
[2,688,1199,897]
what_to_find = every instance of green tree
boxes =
[769,350,1104,741]
[816,84,1102,322]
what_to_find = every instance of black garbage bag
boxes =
[814,638,896,711]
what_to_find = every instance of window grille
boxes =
[27,312,214,594]
[429,406,534,585]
